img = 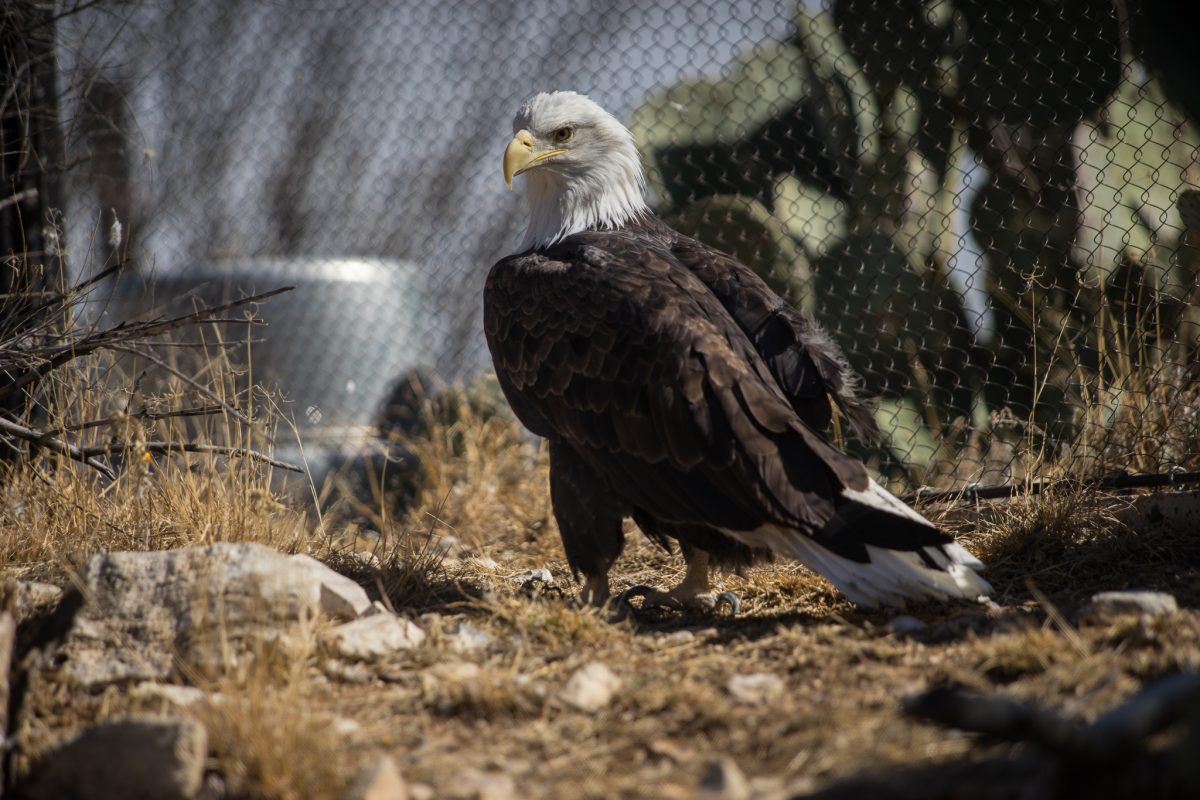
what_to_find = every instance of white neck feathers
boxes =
[517,137,649,251]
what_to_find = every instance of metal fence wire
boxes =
[45,0,1200,492]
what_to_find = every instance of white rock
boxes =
[511,568,552,585]
[332,716,363,736]
[291,553,373,620]
[726,673,785,705]
[342,754,407,800]
[560,661,621,713]
[58,543,372,687]
[22,716,207,800]
[408,783,435,800]
[440,767,515,800]
[445,622,494,653]
[13,581,64,623]
[323,659,375,684]
[1087,590,1178,618]
[659,630,696,645]
[364,601,391,617]
[326,614,425,661]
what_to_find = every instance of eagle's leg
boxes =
[620,550,741,615]
[548,440,626,608]
[580,573,610,607]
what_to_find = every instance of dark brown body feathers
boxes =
[484,215,918,582]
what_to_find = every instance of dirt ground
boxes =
[337,489,1200,799]
[7,418,1200,799]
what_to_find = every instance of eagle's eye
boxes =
[552,127,574,144]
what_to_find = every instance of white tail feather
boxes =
[721,477,992,609]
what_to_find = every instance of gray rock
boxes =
[559,661,620,712]
[511,568,553,585]
[658,629,696,645]
[323,659,375,684]
[726,672,785,705]
[445,622,494,653]
[698,757,751,800]
[325,614,425,661]
[60,543,371,686]
[12,581,64,623]
[22,716,207,800]
[342,754,407,800]
[1086,590,1178,618]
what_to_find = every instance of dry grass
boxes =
[901,285,1200,493]
[193,635,369,800]
[392,375,552,552]
[0,349,313,583]
[7,364,1200,798]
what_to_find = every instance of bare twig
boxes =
[0,285,293,401]
[904,470,1200,505]
[24,260,125,320]
[76,440,302,473]
[61,404,225,433]
[110,345,258,430]
[0,188,37,212]
[0,416,116,480]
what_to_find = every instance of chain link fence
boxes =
[35,0,1200,493]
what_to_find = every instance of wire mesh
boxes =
[43,0,1200,491]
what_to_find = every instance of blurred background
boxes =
[5,0,1199,497]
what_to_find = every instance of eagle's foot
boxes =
[616,584,740,617]
[616,551,740,619]
[617,584,685,614]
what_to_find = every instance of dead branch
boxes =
[110,345,258,430]
[0,189,38,212]
[800,675,1200,800]
[76,440,302,473]
[0,415,116,480]
[61,404,225,432]
[0,285,293,401]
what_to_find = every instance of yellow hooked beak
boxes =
[503,129,568,189]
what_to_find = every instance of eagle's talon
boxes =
[713,591,741,615]
[618,584,684,613]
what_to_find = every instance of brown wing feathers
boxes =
[485,232,863,543]
[664,222,881,445]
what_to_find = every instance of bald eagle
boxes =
[484,91,990,612]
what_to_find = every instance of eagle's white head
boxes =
[503,91,649,252]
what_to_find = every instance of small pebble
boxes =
[441,767,515,800]
[342,754,407,800]
[727,673,785,705]
[511,568,553,585]
[325,614,425,661]
[1086,590,1178,618]
[560,661,621,712]
[446,622,494,653]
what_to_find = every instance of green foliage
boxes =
[627,3,1200,485]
